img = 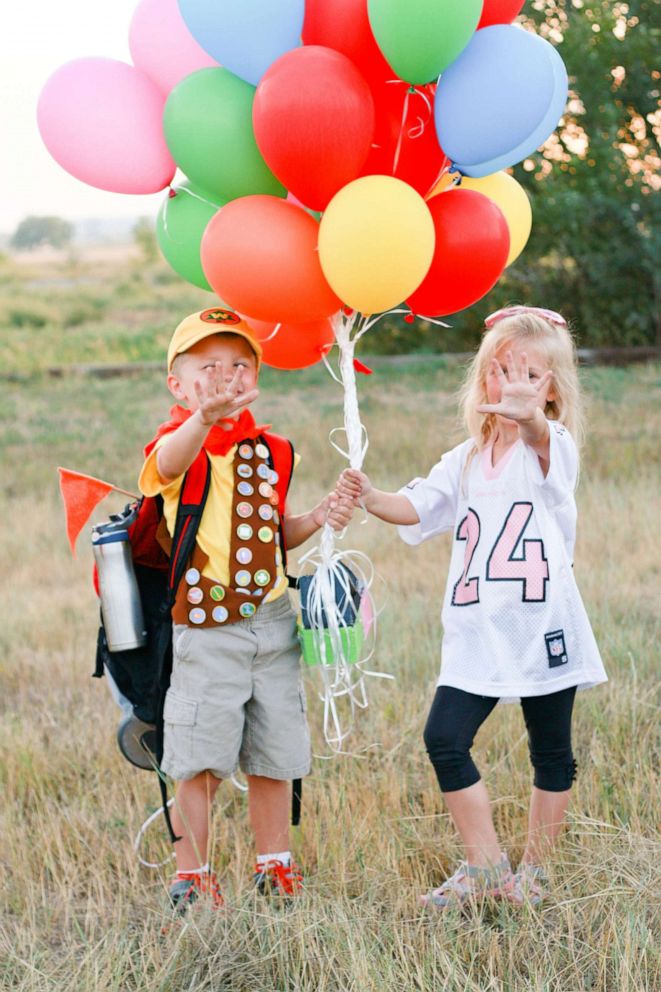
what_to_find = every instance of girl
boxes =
[339,306,607,909]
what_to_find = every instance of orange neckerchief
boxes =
[144,406,271,458]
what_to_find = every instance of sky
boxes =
[1,1,165,232]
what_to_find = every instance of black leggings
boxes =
[423,684,577,793]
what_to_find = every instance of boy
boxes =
[139,307,352,911]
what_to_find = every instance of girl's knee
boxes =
[529,747,577,791]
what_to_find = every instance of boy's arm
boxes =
[283,494,354,550]
[338,469,420,526]
[157,410,214,482]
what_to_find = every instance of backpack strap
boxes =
[167,450,212,603]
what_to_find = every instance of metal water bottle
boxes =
[92,525,147,651]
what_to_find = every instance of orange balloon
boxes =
[201,195,341,323]
[246,316,336,369]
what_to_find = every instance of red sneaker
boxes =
[253,859,304,898]
[168,870,224,913]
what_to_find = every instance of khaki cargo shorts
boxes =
[162,594,311,782]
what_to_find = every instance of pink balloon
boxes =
[129,0,218,94]
[37,58,175,194]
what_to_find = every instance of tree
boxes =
[375,1,660,353]
[10,216,73,251]
[133,216,159,264]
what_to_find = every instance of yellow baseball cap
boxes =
[167,307,263,372]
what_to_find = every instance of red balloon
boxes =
[406,189,510,317]
[246,316,336,369]
[360,81,446,196]
[201,196,341,323]
[478,1,526,29]
[253,46,375,212]
[302,0,393,86]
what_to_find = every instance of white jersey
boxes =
[398,422,607,700]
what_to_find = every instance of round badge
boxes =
[252,588,264,597]
[236,588,250,596]
[187,587,204,605]
[209,585,225,602]
[236,547,253,565]
[185,567,200,586]
[258,482,273,498]
[189,607,206,625]
[256,463,270,480]
[258,504,274,521]
[269,492,279,506]
[237,464,253,479]
[237,523,253,540]
[235,569,252,587]
[212,605,229,623]
[236,502,253,518]
[237,481,254,497]
[273,510,280,525]
[254,569,271,587]
[238,444,254,459]
[255,443,269,459]
[239,602,256,618]
[268,470,279,486]
[258,527,274,543]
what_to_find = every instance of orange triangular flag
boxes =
[57,468,135,556]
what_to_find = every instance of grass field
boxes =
[0,252,659,991]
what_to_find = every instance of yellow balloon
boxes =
[318,176,435,314]
[429,171,532,267]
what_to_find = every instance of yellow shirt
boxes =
[139,438,293,603]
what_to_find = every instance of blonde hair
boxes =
[459,311,584,451]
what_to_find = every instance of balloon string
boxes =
[424,155,453,200]
[392,86,413,175]
[259,322,282,343]
[161,185,222,245]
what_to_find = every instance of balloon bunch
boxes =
[37,0,568,343]
[38,0,569,747]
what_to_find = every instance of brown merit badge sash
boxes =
[171,438,283,627]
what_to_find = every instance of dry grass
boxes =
[0,339,659,989]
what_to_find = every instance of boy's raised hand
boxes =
[195,362,259,426]
[477,351,553,424]
[337,468,372,506]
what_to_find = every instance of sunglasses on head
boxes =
[484,306,567,329]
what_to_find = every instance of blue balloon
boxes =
[178,0,305,86]
[458,44,568,177]
[435,26,560,168]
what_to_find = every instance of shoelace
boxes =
[175,870,224,908]
[255,859,303,896]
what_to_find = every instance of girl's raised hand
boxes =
[477,351,553,424]
[195,362,259,426]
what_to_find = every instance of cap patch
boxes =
[200,308,241,325]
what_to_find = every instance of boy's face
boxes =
[167,334,259,415]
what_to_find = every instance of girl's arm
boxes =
[338,469,420,525]
[477,351,553,473]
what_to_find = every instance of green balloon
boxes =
[367,0,483,85]
[156,181,225,291]
[163,68,286,202]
